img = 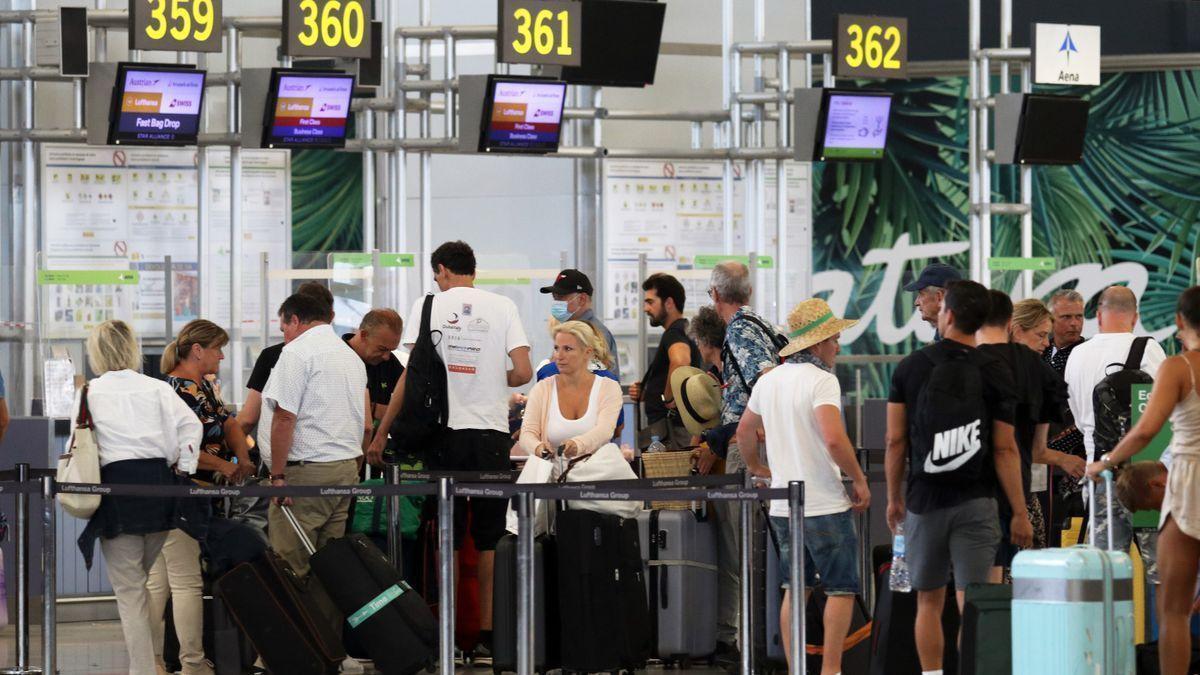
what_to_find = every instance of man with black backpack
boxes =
[707,260,788,669]
[370,240,532,662]
[1064,285,1165,564]
[885,280,1031,675]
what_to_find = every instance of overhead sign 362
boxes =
[129,0,223,52]
[834,14,908,80]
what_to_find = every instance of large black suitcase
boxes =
[555,508,651,673]
[163,591,257,674]
[868,545,960,675]
[282,507,437,675]
[492,533,559,674]
[215,551,345,675]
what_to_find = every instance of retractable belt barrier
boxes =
[4,463,805,675]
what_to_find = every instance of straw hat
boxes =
[669,366,723,437]
[778,298,859,359]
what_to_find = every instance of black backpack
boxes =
[722,312,789,393]
[910,347,991,483]
[1092,337,1154,456]
[387,294,449,459]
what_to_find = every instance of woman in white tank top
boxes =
[1085,286,1200,674]
[518,321,623,458]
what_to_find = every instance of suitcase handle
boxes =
[1084,469,1115,551]
[279,504,318,556]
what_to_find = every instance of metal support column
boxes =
[259,252,270,351]
[739,473,754,675]
[636,253,648,432]
[386,464,402,569]
[437,477,455,675]
[1019,60,1033,298]
[41,475,56,675]
[968,0,982,284]
[163,255,174,340]
[21,16,36,415]
[227,26,245,406]
[788,481,805,675]
[0,463,37,674]
[515,491,536,675]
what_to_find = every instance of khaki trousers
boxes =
[100,531,169,675]
[147,529,212,675]
[267,458,360,577]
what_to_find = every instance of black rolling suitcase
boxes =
[555,508,651,673]
[163,591,257,674]
[281,505,437,675]
[492,533,559,674]
[868,545,960,675]
[215,550,345,675]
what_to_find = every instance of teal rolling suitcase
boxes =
[1012,471,1135,674]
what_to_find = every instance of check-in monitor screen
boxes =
[110,66,206,145]
[819,92,893,161]
[265,72,356,148]
[481,78,568,153]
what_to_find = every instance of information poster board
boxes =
[41,145,200,339]
[202,148,291,339]
[41,145,291,341]
[602,160,746,334]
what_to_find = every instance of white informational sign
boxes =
[602,160,746,334]
[762,161,813,322]
[41,145,200,339]
[201,148,292,339]
[1034,23,1101,86]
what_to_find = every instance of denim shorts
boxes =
[768,511,860,595]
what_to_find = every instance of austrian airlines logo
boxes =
[924,420,982,474]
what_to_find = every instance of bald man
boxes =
[1064,286,1166,564]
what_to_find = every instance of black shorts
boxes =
[432,428,511,551]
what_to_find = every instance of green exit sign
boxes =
[38,270,140,285]
[694,254,775,270]
[988,257,1056,271]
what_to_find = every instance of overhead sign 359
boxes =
[129,0,223,52]
[284,0,372,58]
[499,0,582,67]
[834,14,908,80]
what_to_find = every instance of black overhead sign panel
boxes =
[129,0,224,53]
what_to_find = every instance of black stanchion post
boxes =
[1,462,39,674]
[437,477,455,675]
[788,481,804,675]
[41,476,55,675]
[739,470,753,675]
[515,490,535,675]
[386,464,402,570]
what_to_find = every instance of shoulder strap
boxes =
[419,293,434,340]
[1124,336,1151,370]
[76,384,93,429]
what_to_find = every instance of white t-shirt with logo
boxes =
[747,362,852,518]
[403,286,530,433]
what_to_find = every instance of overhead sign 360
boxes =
[129,0,223,52]
[283,0,372,58]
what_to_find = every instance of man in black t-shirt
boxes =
[628,273,701,448]
[885,280,1031,673]
[342,309,404,430]
[976,290,1085,578]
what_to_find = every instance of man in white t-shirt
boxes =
[1065,285,1166,561]
[736,298,870,675]
[372,240,532,659]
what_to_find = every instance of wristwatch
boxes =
[270,473,286,481]
[1100,453,1120,471]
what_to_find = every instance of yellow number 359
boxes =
[145,0,215,43]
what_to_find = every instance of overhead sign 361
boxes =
[129,0,223,52]
[498,0,582,67]
[283,0,372,58]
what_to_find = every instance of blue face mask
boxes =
[550,300,572,322]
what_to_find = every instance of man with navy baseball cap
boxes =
[541,269,619,379]
[905,263,963,333]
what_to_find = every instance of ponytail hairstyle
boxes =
[161,319,230,374]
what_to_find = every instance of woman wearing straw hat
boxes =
[735,298,870,675]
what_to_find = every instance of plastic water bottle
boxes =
[646,436,666,454]
[890,524,912,593]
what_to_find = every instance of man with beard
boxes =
[629,273,702,448]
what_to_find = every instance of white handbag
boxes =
[56,385,102,519]
[505,454,555,536]
[555,443,640,520]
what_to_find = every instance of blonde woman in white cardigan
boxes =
[519,321,623,458]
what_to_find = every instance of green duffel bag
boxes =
[349,473,425,539]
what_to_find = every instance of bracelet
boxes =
[270,473,286,481]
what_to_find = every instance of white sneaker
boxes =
[340,657,365,673]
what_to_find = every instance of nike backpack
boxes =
[911,347,991,483]
[1092,336,1154,457]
